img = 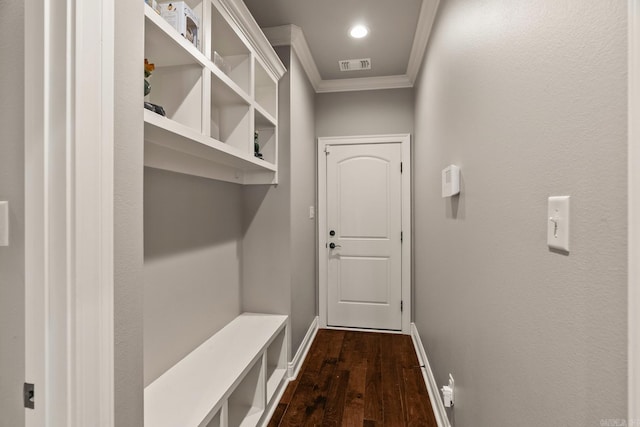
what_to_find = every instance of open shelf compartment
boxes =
[145,4,206,67]
[253,108,277,165]
[146,65,204,133]
[145,5,206,133]
[209,0,251,95]
[228,361,265,427]
[211,71,251,153]
[254,58,277,119]
[266,328,287,401]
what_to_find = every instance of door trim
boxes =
[318,134,411,334]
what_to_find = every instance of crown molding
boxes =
[263,25,322,91]
[216,0,287,80]
[261,0,441,93]
[316,75,413,93]
[406,0,440,84]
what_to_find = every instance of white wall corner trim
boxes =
[410,323,451,427]
[629,0,640,422]
[288,316,319,379]
[406,0,441,84]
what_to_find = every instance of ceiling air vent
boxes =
[338,58,371,72]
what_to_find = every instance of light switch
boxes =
[0,201,8,246]
[547,196,570,252]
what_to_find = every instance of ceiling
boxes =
[242,0,437,91]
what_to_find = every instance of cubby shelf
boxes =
[145,4,208,68]
[144,313,288,427]
[143,0,284,184]
[144,110,277,186]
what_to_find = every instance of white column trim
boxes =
[25,0,115,425]
[73,0,115,424]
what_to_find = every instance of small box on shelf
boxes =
[159,2,200,49]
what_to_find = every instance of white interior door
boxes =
[325,143,403,330]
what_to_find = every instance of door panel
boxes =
[326,143,402,330]
[338,157,390,238]
[338,256,390,303]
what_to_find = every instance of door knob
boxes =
[329,242,341,249]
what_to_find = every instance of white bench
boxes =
[144,313,289,427]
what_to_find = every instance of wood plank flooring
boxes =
[268,329,437,427]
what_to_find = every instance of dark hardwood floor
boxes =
[268,329,438,426]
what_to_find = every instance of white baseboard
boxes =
[411,323,451,427]
[288,316,319,379]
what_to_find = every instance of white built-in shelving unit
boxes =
[143,0,285,185]
[144,314,288,427]
[142,2,289,426]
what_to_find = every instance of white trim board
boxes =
[288,316,319,380]
[410,323,451,427]
[25,0,115,426]
[261,0,440,93]
[629,0,640,422]
[317,134,412,334]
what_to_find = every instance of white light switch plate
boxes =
[547,196,570,252]
[0,201,8,246]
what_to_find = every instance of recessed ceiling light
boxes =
[349,24,369,39]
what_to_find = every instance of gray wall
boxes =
[413,1,627,426]
[242,47,293,318]
[242,46,317,358]
[0,0,25,425]
[144,169,243,386]
[315,88,413,137]
[114,0,144,424]
[289,49,317,354]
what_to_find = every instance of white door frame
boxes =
[25,0,115,425]
[318,134,411,334]
[629,0,640,422]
